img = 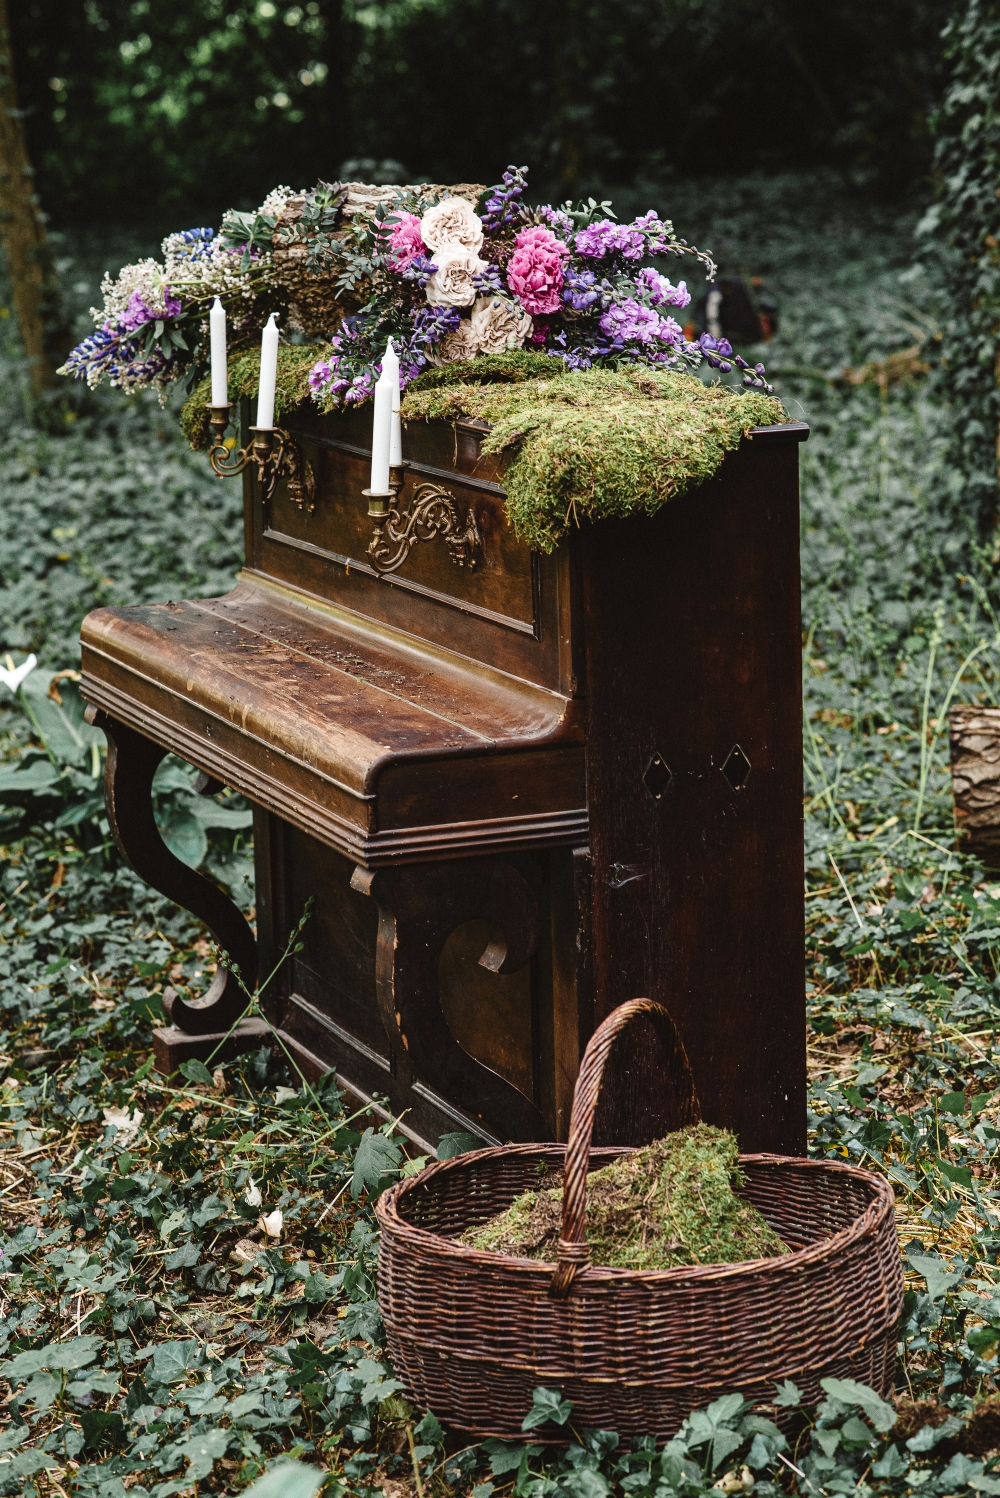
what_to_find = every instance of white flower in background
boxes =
[425,245,486,308]
[420,196,484,255]
[470,296,533,354]
[273,1086,298,1105]
[259,1208,283,1239]
[244,1177,262,1208]
[0,654,36,693]
[260,184,295,219]
[103,1106,144,1147]
[430,319,482,365]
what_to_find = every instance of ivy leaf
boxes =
[38,1335,103,1373]
[341,1299,382,1343]
[240,1459,327,1498]
[350,1127,403,1199]
[772,1379,804,1408]
[908,1253,966,1302]
[437,1131,487,1159]
[179,1059,214,1087]
[871,1443,909,1478]
[164,1241,200,1271]
[522,1386,573,1430]
[150,1339,202,1384]
[819,1377,897,1433]
[177,1425,231,1480]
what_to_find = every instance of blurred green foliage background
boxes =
[11,0,954,231]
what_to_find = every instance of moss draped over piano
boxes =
[182,348,786,552]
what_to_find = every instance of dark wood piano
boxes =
[80,399,808,1155]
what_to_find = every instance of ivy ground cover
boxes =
[3,178,1000,1493]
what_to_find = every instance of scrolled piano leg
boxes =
[89,710,258,1035]
[351,857,551,1143]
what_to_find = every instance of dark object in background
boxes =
[694,275,778,345]
[79,401,808,1157]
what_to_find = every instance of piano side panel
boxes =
[581,430,806,1157]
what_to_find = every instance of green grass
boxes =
[4,177,1000,1492]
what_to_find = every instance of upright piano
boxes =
[81,397,808,1154]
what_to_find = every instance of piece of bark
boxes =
[949,705,1000,862]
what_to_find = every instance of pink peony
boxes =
[506,225,569,316]
[387,212,426,269]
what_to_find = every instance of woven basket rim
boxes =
[376,1148,896,1289]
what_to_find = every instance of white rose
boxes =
[425,245,485,308]
[420,197,484,254]
[470,296,533,354]
[428,319,481,365]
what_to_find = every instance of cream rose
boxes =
[427,318,481,365]
[425,245,485,308]
[420,196,484,254]
[470,296,533,354]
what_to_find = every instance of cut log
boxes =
[949,705,1000,862]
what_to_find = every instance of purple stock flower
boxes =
[575,219,645,261]
[635,267,690,309]
[536,204,575,238]
[600,298,682,347]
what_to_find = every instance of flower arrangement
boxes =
[60,166,772,411]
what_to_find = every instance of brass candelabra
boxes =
[205,404,315,512]
[363,464,481,576]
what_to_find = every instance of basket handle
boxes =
[549,998,701,1297]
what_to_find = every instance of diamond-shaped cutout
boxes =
[722,743,752,792]
[642,752,673,801]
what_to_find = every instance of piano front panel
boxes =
[243,403,577,697]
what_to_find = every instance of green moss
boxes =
[460,1123,788,1271]
[401,362,786,551]
[407,349,561,390]
[180,343,333,450]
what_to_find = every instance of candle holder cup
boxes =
[363,462,481,576]
[205,404,315,512]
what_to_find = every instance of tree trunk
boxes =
[949,705,1000,865]
[0,0,60,398]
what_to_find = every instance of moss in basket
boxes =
[460,1123,788,1270]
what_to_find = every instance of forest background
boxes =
[7,2,1000,1496]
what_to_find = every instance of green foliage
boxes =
[8,178,1000,1492]
[402,364,785,550]
[10,1,351,224]
[916,0,1000,537]
[9,1,954,229]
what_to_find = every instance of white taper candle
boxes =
[370,341,395,494]
[384,339,402,468]
[256,313,279,430]
[209,297,228,407]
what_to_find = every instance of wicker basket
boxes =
[376,999,903,1439]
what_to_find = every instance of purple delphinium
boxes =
[481,165,529,233]
[635,267,690,309]
[400,253,438,289]
[472,262,505,297]
[562,269,604,312]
